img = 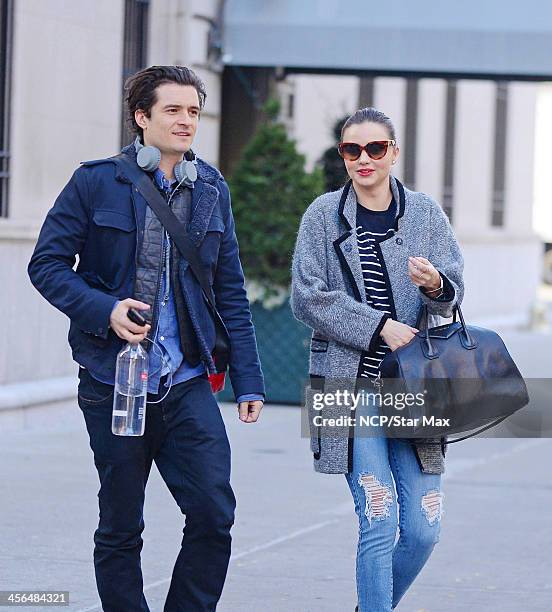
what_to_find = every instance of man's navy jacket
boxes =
[28,145,265,400]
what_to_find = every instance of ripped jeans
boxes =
[345,394,443,612]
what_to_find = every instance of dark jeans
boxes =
[77,368,236,612]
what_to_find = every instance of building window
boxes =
[403,78,418,190]
[492,82,508,227]
[120,0,150,147]
[443,80,457,223]
[0,0,14,218]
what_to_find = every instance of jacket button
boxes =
[395,237,403,245]
[344,244,352,252]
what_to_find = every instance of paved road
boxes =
[1,330,551,611]
[1,401,551,612]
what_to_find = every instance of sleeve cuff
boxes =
[368,313,391,352]
[420,272,455,303]
[83,294,120,339]
[108,300,120,330]
[236,393,265,403]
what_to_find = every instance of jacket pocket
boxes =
[79,269,119,293]
[92,209,136,232]
[207,214,225,232]
[310,337,329,353]
[90,209,136,289]
[200,214,225,275]
[309,337,329,377]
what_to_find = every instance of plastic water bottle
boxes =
[112,342,149,436]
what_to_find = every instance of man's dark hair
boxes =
[124,65,207,139]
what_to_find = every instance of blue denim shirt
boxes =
[123,168,263,403]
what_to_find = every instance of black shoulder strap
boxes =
[112,153,229,370]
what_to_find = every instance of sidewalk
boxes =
[0,401,551,611]
[0,329,550,611]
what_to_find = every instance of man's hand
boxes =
[238,400,263,423]
[110,298,151,343]
[380,319,419,352]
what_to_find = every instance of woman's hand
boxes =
[408,256,441,291]
[380,319,419,351]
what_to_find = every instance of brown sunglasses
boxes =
[338,140,396,161]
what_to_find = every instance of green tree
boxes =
[318,115,349,192]
[229,99,323,299]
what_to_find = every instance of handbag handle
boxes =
[419,302,476,358]
[419,305,437,358]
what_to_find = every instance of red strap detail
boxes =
[208,372,226,394]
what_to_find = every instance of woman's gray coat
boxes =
[290,176,464,475]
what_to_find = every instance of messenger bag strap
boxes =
[112,153,230,369]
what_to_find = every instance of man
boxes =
[28,65,265,611]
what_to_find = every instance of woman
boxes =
[291,107,464,611]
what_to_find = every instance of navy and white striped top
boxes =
[356,197,397,379]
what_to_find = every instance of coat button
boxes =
[395,237,403,245]
[344,244,352,252]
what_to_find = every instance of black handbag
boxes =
[377,303,530,445]
[112,153,230,393]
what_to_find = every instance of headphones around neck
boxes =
[133,136,198,186]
